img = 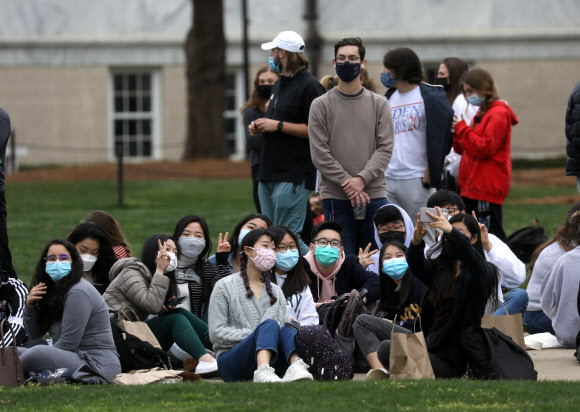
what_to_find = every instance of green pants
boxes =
[146,308,211,360]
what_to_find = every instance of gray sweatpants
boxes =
[386,177,437,245]
[353,314,411,357]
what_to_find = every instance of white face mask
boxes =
[80,254,98,272]
[164,252,177,273]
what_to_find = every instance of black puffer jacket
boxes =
[565,82,580,176]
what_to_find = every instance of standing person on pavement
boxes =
[0,107,17,279]
[565,82,580,192]
[249,31,325,255]
[309,37,394,256]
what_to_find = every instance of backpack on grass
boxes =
[506,224,547,264]
[286,323,353,381]
[462,326,537,380]
[109,318,171,373]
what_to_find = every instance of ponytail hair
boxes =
[239,228,278,305]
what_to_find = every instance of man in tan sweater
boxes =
[308,37,394,256]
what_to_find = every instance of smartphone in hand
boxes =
[419,207,448,224]
[165,296,187,307]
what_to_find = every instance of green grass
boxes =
[6,178,579,285]
[1,380,580,411]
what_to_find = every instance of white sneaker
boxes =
[366,368,390,380]
[195,360,218,376]
[253,364,282,383]
[282,357,314,382]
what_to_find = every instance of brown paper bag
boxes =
[389,316,435,380]
[481,302,525,349]
[0,320,25,386]
[117,307,162,349]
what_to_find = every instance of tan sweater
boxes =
[308,87,394,200]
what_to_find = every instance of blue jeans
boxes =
[523,310,555,335]
[258,181,311,255]
[216,319,297,382]
[322,198,388,256]
[494,288,529,316]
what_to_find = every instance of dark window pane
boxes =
[225,118,236,134]
[114,97,123,112]
[128,120,137,135]
[142,119,151,135]
[227,136,235,155]
[114,74,123,91]
[143,140,152,157]
[142,96,151,112]
[226,95,236,111]
[129,96,137,112]
[128,74,137,91]
[114,120,123,136]
[129,141,137,157]
[225,73,235,90]
[142,74,151,91]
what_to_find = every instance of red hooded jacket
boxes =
[453,100,518,205]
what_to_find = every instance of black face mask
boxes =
[435,77,450,92]
[379,231,405,245]
[256,85,273,99]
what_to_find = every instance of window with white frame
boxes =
[111,70,160,159]
[223,70,245,159]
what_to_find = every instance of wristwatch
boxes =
[277,121,284,132]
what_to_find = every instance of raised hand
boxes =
[425,207,453,234]
[472,211,492,251]
[358,243,378,269]
[156,239,170,273]
[217,232,231,253]
[26,282,47,307]
[412,214,428,245]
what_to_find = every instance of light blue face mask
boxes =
[269,54,281,73]
[467,94,485,106]
[315,245,340,267]
[46,261,72,282]
[275,249,300,272]
[238,228,250,245]
[382,257,408,280]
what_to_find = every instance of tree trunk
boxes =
[184,0,227,159]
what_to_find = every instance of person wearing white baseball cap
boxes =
[249,31,325,256]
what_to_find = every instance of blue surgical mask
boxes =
[269,54,281,73]
[335,61,361,83]
[380,71,396,89]
[46,261,72,282]
[315,245,340,267]
[467,94,485,106]
[238,228,250,245]
[382,257,408,280]
[276,249,300,272]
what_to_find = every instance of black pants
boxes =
[377,340,464,378]
[251,164,261,214]
[353,314,411,357]
[0,112,16,279]
[462,197,507,242]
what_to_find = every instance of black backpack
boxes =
[109,318,171,373]
[462,326,537,380]
[507,225,547,263]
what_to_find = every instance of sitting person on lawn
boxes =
[208,228,313,382]
[426,189,527,316]
[302,221,379,308]
[353,240,427,379]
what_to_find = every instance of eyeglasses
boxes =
[276,244,298,253]
[314,238,342,249]
[45,254,71,263]
[379,224,404,233]
[335,56,361,63]
[446,207,460,215]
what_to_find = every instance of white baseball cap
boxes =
[261,31,305,53]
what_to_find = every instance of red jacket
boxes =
[453,100,518,205]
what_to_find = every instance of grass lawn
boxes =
[1,380,580,411]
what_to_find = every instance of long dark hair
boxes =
[269,225,310,299]
[171,215,211,300]
[240,65,280,113]
[426,213,498,310]
[67,222,117,291]
[239,228,277,305]
[440,57,469,104]
[30,239,84,332]
[530,201,580,271]
[377,241,415,315]
[83,211,132,256]
[229,214,272,256]
[141,234,181,303]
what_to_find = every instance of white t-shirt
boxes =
[385,86,427,179]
